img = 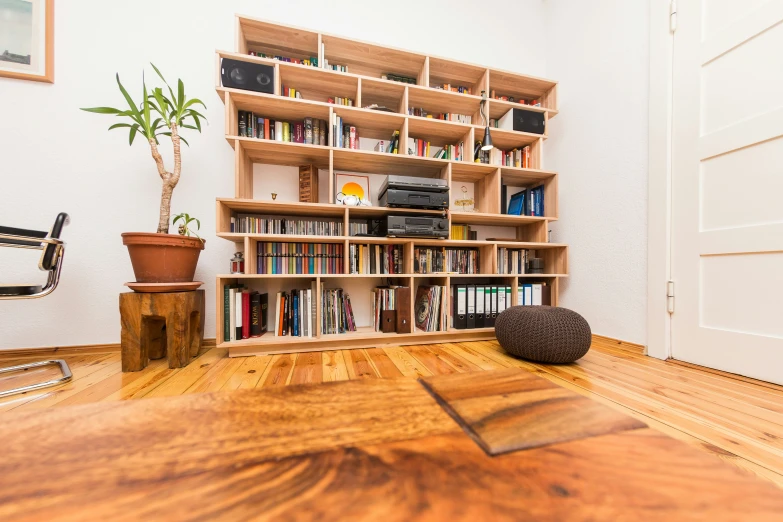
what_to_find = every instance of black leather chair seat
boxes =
[0,285,43,296]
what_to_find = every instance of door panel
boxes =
[671,0,783,384]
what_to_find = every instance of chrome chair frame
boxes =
[0,214,72,397]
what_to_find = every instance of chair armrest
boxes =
[0,225,48,247]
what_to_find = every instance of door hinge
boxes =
[667,281,675,314]
[670,0,678,33]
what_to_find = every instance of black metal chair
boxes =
[0,213,72,398]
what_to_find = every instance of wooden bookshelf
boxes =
[216,16,566,357]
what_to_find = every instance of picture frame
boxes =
[335,173,370,205]
[0,0,54,83]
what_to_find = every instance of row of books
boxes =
[376,130,400,154]
[256,243,344,275]
[223,287,268,342]
[273,284,317,337]
[331,114,359,149]
[324,63,348,72]
[497,248,533,275]
[450,225,478,241]
[413,247,479,274]
[231,214,343,235]
[248,51,318,67]
[405,139,465,160]
[322,286,358,334]
[504,186,546,217]
[431,83,472,95]
[237,112,328,146]
[349,222,368,235]
[491,146,532,168]
[490,90,541,106]
[372,286,411,332]
[281,85,303,99]
[408,107,472,124]
[328,97,354,106]
[349,244,404,275]
[414,285,449,332]
[382,73,417,84]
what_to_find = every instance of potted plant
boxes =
[82,65,207,283]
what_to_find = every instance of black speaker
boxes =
[497,108,546,135]
[220,58,275,94]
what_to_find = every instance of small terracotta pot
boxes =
[122,232,205,283]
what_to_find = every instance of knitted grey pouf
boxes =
[495,306,591,363]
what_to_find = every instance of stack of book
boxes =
[281,85,302,99]
[249,51,318,67]
[497,248,532,274]
[238,112,328,145]
[372,286,411,333]
[330,114,359,149]
[231,215,343,235]
[223,287,268,342]
[414,285,448,332]
[491,146,531,168]
[450,224,477,240]
[382,73,416,84]
[349,244,404,274]
[414,247,479,274]
[348,221,369,235]
[408,107,471,124]
[431,83,472,95]
[382,130,400,154]
[322,61,347,72]
[328,97,354,106]
[321,286,357,334]
[504,186,545,217]
[406,138,462,160]
[273,284,317,337]
[490,90,541,106]
[256,243,344,275]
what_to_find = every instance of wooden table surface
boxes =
[1,369,782,521]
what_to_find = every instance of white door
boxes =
[671,0,783,384]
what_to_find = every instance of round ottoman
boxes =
[495,306,591,363]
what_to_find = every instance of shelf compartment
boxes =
[489,68,557,107]
[348,206,446,219]
[360,77,406,113]
[488,97,556,120]
[238,17,320,60]
[232,137,331,167]
[279,65,359,104]
[332,148,446,178]
[501,170,558,220]
[407,84,481,123]
[321,34,426,83]
[332,106,405,142]
[224,89,331,128]
[407,117,472,146]
[428,56,488,96]
[450,211,547,227]
[484,128,541,150]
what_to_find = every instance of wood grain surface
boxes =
[2,371,783,521]
[422,369,647,454]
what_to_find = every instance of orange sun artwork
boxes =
[341,182,365,199]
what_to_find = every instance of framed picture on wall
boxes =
[335,173,370,205]
[0,0,54,83]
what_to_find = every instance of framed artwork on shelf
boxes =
[0,0,54,83]
[335,173,371,206]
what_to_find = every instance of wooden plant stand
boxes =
[119,290,205,372]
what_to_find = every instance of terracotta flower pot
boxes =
[122,232,205,283]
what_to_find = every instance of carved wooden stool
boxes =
[119,290,205,372]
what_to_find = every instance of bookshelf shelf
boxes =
[216,17,565,356]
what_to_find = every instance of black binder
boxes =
[475,285,485,328]
[466,285,476,329]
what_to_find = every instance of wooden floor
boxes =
[2,336,783,488]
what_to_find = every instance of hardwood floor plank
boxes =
[221,356,273,390]
[345,349,379,379]
[383,346,434,377]
[321,351,349,382]
[426,344,482,372]
[405,345,460,375]
[289,352,323,385]
[364,348,404,378]
[186,357,246,394]
[142,348,229,398]
[441,343,507,370]
[259,354,297,387]
[670,359,783,393]
[422,370,646,455]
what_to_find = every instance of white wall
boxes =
[545,0,650,345]
[0,0,549,349]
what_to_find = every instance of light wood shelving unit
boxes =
[216,16,567,357]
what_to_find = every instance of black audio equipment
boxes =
[384,215,449,239]
[380,174,449,193]
[220,58,275,94]
[497,108,546,135]
[527,258,545,274]
[379,188,449,210]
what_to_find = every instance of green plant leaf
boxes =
[182,98,206,110]
[116,74,142,122]
[177,78,185,112]
[129,125,138,145]
[81,106,123,114]
[173,214,182,224]
[150,62,167,84]
[142,73,152,139]
[180,124,198,130]
[194,218,200,230]
[108,123,134,130]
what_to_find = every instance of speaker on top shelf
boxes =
[220,58,275,94]
[497,108,546,135]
